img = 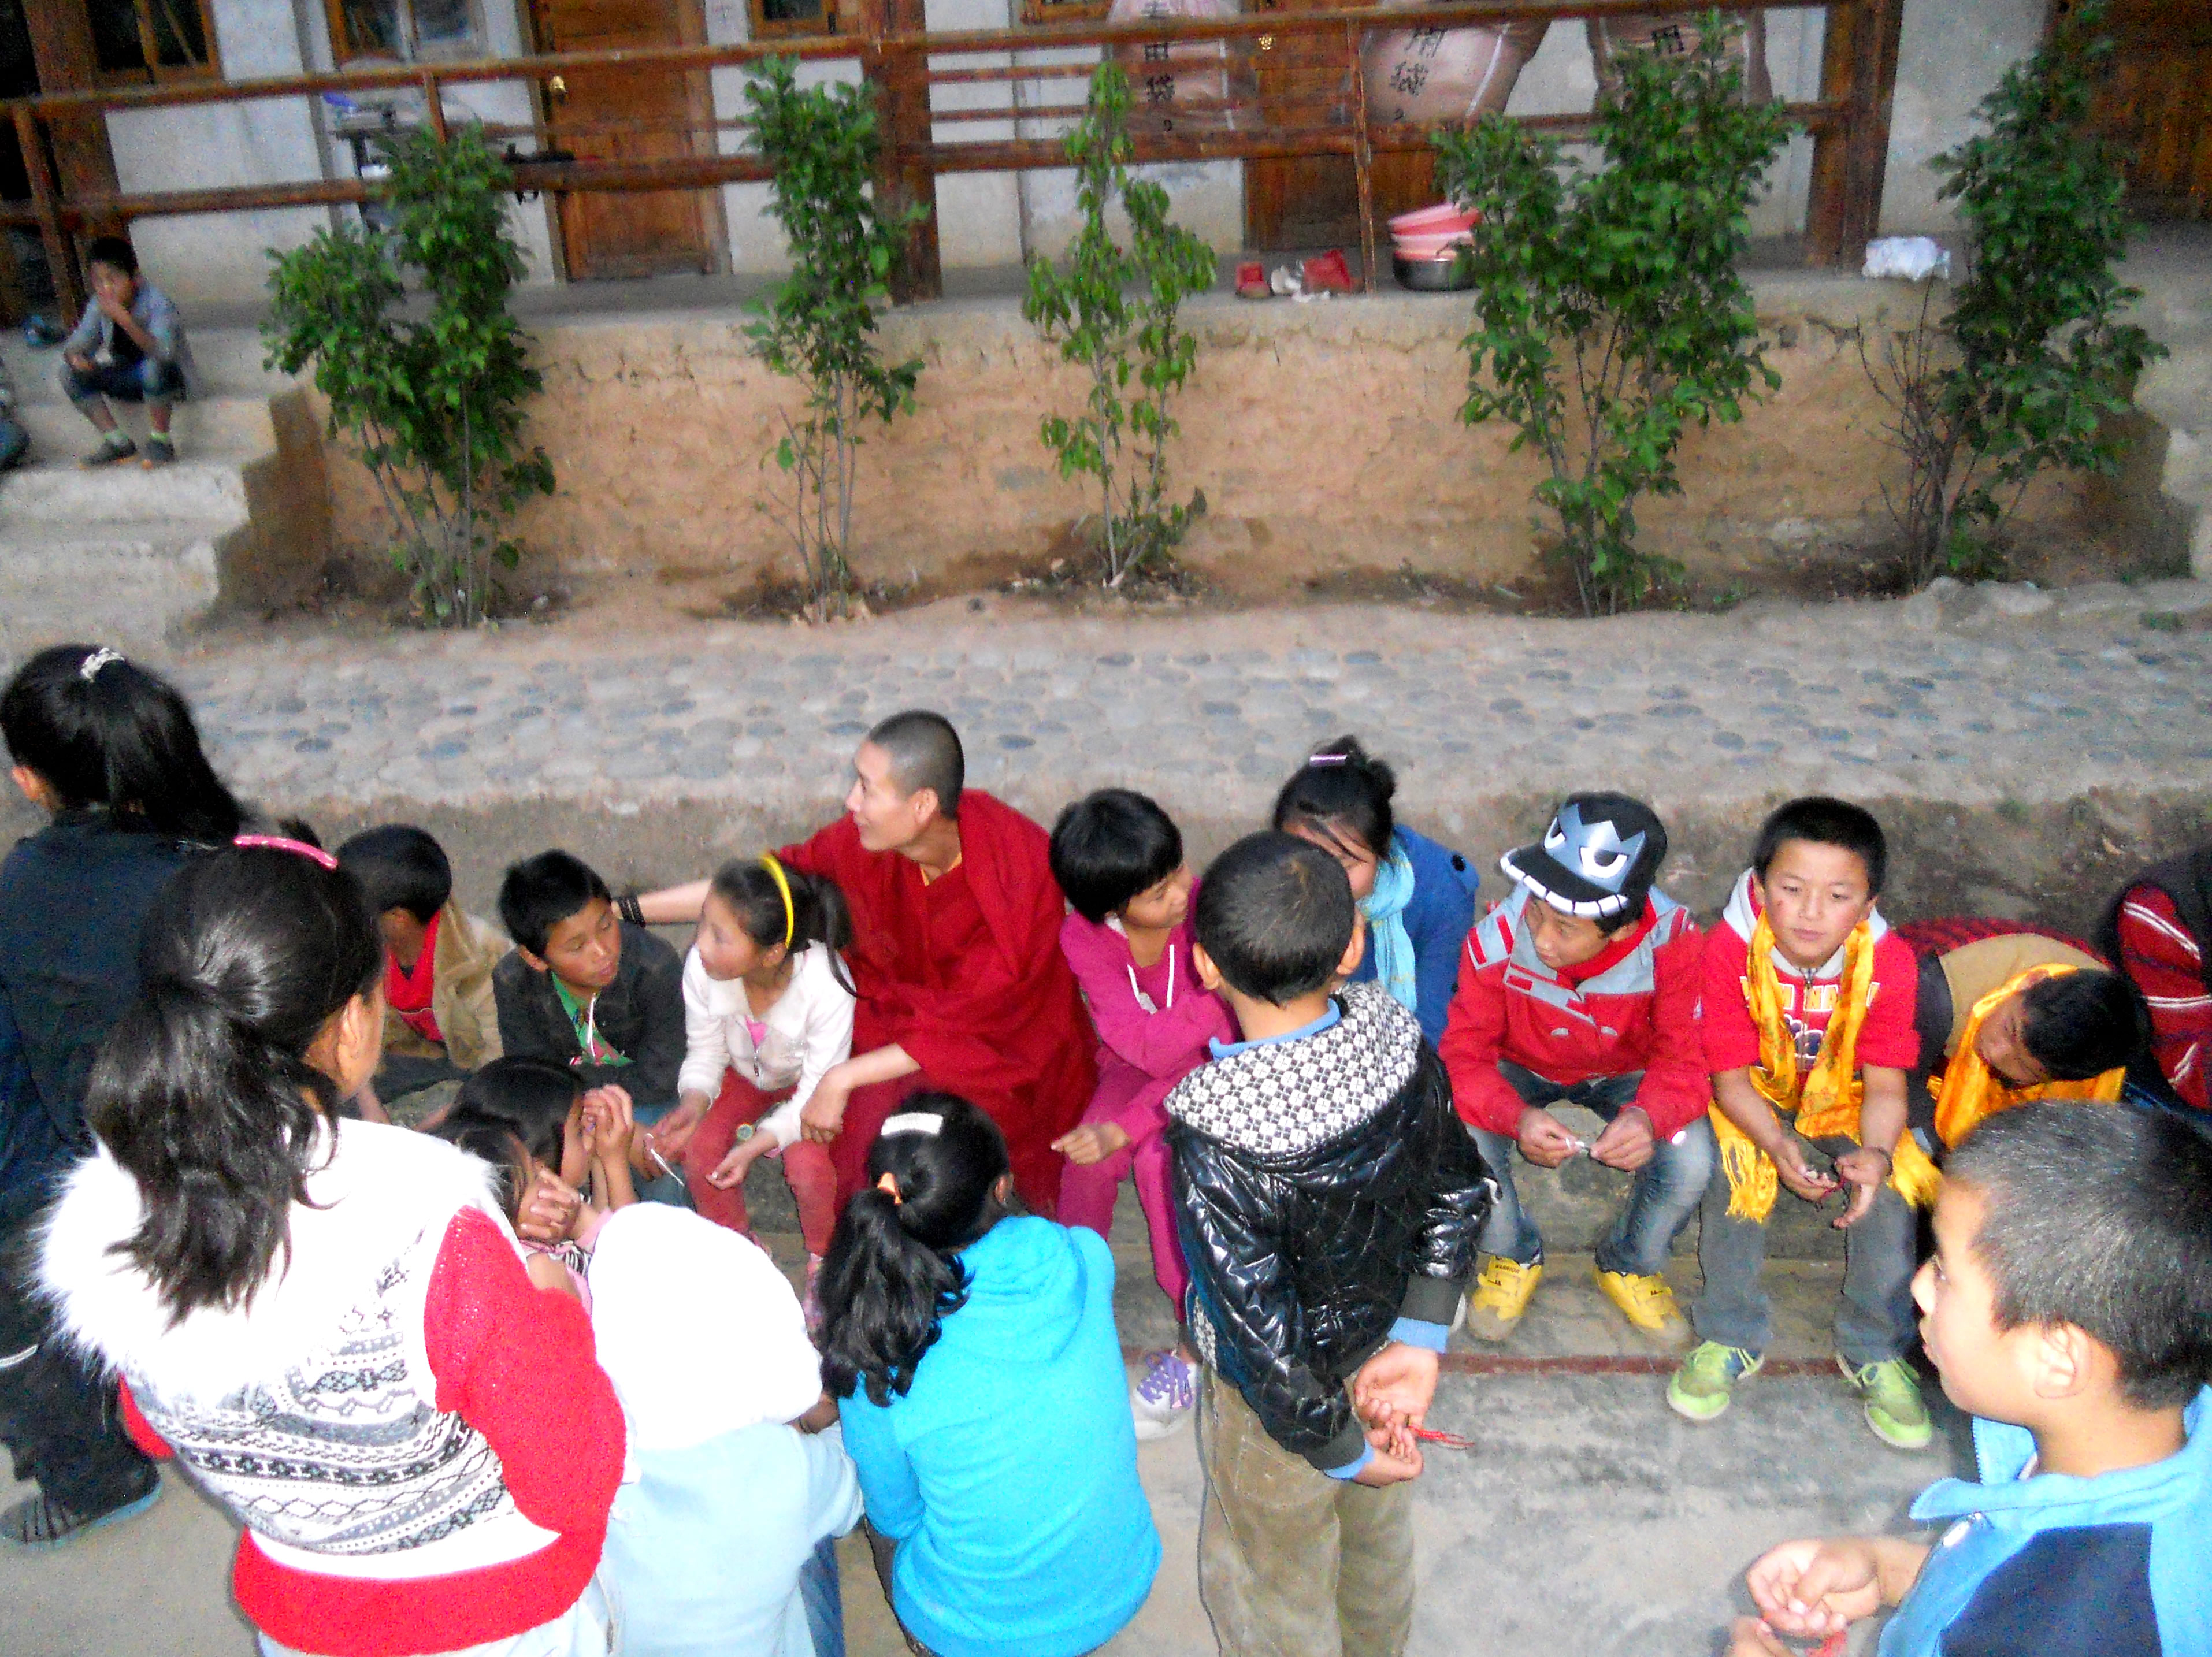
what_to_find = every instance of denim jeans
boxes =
[61,356,183,411]
[1690,1130,1920,1365]
[1469,1062,1714,1277]
[629,1099,695,1209]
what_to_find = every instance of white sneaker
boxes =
[1130,1350,1196,1441]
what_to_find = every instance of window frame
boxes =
[747,0,841,41]
[324,0,489,64]
[88,0,223,87]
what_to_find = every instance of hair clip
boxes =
[875,1171,903,1205]
[1306,753,1349,767]
[881,1113,942,1138]
[79,647,125,682]
[232,833,340,871]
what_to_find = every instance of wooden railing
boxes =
[2,0,1906,314]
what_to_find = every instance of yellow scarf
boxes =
[1710,913,1943,1220]
[1931,963,2126,1147]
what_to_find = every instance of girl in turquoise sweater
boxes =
[820,1094,1159,1657]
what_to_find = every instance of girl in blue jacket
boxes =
[1274,734,1480,1046]
[820,1093,1160,1657]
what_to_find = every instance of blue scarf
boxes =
[1361,838,1420,1017]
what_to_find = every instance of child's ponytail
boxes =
[86,845,384,1322]
[817,1094,1012,1406]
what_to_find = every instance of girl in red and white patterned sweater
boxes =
[38,841,625,1657]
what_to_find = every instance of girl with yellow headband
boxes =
[661,854,857,1329]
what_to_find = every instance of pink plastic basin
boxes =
[1392,229,1476,258]
[1387,201,1478,236]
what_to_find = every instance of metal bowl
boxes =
[1393,252,1474,293]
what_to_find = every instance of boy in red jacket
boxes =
[1439,794,1710,1346]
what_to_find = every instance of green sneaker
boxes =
[1667,1341,1764,1422]
[1840,1357,1933,1450]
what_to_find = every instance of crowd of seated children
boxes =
[335,823,508,1120]
[494,849,688,1203]
[673,854,855,1329]
[1048,787,1235,1440]
[1730,1102,2212,1657]
[1439,792,1712,1347]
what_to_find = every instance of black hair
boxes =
[335,824,453,924]
[1048,789,1185,924]
[1751,796,1888,895]
[1271,734,1397,864]
[817,1094,1011,1407]
[2020,970,2151,1082]
[1194,831,1356,1005]
[1948,1103,2212,1410]
[430,1114,535,1227]
[1,643,245,844]
[866,709,964,818]
[707,857,857,994]
[452,1056,582,1170]
[86,846,384,1322]
[498,850,611,957]
[86,235,138,276]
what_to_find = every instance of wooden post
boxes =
[424,68,450,142]
[859,0,942,303]
[1805,0,1903,266]
[15,105,80,321]
[1347,19,1376,292]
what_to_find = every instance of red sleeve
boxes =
[2117,890,2211,1110]
[116,1379,173,1459]
[423,1208,624,1541]
[1437,949,1528,1136]
[1855,934,1921,1071]
[1630,918,1712,1140]
[1698,924,1761,1073]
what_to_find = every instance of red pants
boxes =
[684,1072,838,1257]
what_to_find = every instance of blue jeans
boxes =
[1690,1129,1919,1365]
[62,356,183,411]
[1469,1062,1714,1277]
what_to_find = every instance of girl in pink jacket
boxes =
[1049,789,1235,1440]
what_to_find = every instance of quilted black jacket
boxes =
[1167,982,1494,1472]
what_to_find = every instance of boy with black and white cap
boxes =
[1438,793,1712,1344]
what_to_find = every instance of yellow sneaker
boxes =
[1463,1255,1542,1343]
[1594,1266,1691,1347]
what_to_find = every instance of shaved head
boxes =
[866,709,963,818]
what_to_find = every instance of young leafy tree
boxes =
[1862,0,2162,585]
[1435,18,1790,615]
[744,55,926,619]
[1024,62,1217,588]
[265,125,552,626]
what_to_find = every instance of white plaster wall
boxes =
[1879,0,2046,234]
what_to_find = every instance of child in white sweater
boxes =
[665,856,855,1324]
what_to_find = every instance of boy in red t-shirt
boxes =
[1670,797,1932,1451]
[1438,794,1709,1347]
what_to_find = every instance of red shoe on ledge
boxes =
[1302,248,1357,293]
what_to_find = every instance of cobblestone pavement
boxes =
[128,579,2212,836]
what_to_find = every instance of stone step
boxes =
[0,519,246,650]
[0,451,253,525]
[5,395,279,465]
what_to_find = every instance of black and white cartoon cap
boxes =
[1499,793,1668,919]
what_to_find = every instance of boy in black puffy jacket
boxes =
[1167,831,1492,1657]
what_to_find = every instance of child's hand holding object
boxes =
[1350,1341,1439,1435]
[707,1128,773,1190]
[516,1166,585,1244]
[1051,1121,1131,1167]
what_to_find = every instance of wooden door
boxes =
[532,0,714,278]
[1241,0,1484,251]
[2065,0,2212,218]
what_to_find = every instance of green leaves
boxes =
[1875,0,2165,583]
[263,125,552,627]
[744,56,928,616]
[1023,64,1216,588]
[1436,13,1788,614]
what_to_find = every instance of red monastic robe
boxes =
[780,790,1096,1214]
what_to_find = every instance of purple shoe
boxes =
[1130,1350,1195,1441]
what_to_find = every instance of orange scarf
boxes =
[1931,963,2126,1147]
[1710,913,1943,1220]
